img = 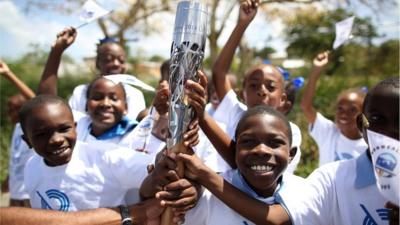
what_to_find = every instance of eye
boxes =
[238,137,258,148]
[59,125,72,133]
[267,138,286,149]
[110,94,120,101]
[89,93,104,101]
[266,82,276,92]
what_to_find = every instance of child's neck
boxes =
[342,129,362,140]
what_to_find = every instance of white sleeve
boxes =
[68,84,88,114]
[123,85,146,120]
[104,148,154,189]
[309,112,335,144]
[183,189,210,225]
[212,89,246,139]
[286,165,337,225]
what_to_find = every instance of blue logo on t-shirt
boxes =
[360,204,389,225]
[37,189,70,211]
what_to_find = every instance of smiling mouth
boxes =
[250,164,274,172]
[51,147,69,155]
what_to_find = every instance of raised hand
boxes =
[52,26,77,53]
[183,119,200,148]
[0,60,11,76]
[186,70,208,121]
[153,80,170,116]
[313,51,330,68]
[176,153,212,184]
[238,0,260,26]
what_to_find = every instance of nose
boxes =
[257,85,268,97]
[100,97,112,107]
[112,57,121,66]
[253,143,273,156]
[49,132,64,146]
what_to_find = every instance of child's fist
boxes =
[313,51,330,68]
[186,70,207,120]
[52,27,77,52]
[239,0,259,24]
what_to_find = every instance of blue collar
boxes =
[231,170,281,204]
[93,116,138,140]
[354,150,376,189]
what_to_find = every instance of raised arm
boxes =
[178,153,291,225]
[212,0,259,100]
[38,27,77,95]
[300,51,330,124]
[0,60,35,99]
[187,70,237,168]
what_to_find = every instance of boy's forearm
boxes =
[0,207,122,225]
[198,114,237,168]
[300,66,323,123]
[201,176,291,225]
[3,71,35,99]
[212,23,249,100]
[38,47,64,95]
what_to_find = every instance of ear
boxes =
[21,134,32,149]
[288,146,297,163]
[279,92,287,109]
[280,100,292,115]
[239,89,245,102]
[123,103,128,115]
[95,56,100,70]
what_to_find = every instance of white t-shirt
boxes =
[8,123,36,200]
[310,112,368,166]
[211,89,302,173]
[68,83,146,120]
[75,114,165,156]
[286,152,391,225]
[24,141,153,211]
[184,170,305,225]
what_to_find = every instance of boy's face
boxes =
[335,92,364,137]
[87,79,127,136]
[235,114,290,197]
[362,86,399,140]
[23,103,76,167]
[242,65,285,109]
[97,43,126,75]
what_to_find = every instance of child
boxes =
[20,95,198,213]
[300,51,367,166]
[184,77,399,225]
[1,60,36,207]
[39,27,146,121]
[207,0,302,172]
[176,105,304,225]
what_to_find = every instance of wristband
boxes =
[119,205,133,225]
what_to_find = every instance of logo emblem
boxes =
[375,153,397,177]
[37,189,70,211]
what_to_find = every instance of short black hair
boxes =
[19,95,71,133]
[86,77,127,100]
[363,77,400,111]
[160,60,170,82]
[235,105,292,146]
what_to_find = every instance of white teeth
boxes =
[250,165,273,172]
[52,148,67,155]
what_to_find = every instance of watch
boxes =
[119,205,133,225]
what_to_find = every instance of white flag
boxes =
[333,16,355,49]
[104,74,156,92]
[79,0,110,23]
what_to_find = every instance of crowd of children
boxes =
[1,0,398,224]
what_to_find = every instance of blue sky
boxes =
[0,0,398,63]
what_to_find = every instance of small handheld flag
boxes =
[333,16,355,49]
[76,0,111,29]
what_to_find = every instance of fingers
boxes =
[183,120,200,147]
[197,70,208,89]
[163,178,192,192]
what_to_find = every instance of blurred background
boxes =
[0,0,398,184]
